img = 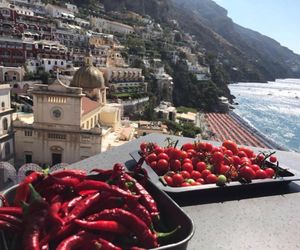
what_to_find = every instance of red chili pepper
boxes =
[51,169,86,179]
[0,219,21,231]
[14,172,44,206]
[78,189,98,196]
[0,194,9,207]
[49,176,81,187]
[75,180,140,199]
[91,238,122,250]
[60,196,83,217]
[0,207,23,216]
[74,219,128,234]
[48,195,64,228]
[56,233,84,250]
[88,208,158,248]
[0,213,22,225]
[64,192,102,223]
[123,173,159,218]
[125,197,152,228]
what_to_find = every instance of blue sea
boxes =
[229,79,300,152]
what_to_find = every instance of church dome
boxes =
[70,53,105,89]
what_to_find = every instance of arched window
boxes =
[3,118,8,131]
[5,142,10,157]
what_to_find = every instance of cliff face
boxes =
[98,0,300,81]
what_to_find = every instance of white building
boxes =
[14,53,122,166]
[90,17,134,35]
[45,4,75,19]
[26,58,72,74]
[65,3,78,13]
[0,84,14,164]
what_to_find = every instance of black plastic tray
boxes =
[130,150,300,194]
[0,180,195,250]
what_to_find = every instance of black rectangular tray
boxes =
[0,179,195,250]
[130,150,300,194]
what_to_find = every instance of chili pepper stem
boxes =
[156,225,181,239]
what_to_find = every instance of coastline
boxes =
[204,112,288,151]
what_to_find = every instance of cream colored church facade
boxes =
[14,54,121,166]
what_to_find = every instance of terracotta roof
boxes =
[82,97,101,115]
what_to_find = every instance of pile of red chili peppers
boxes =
[0,163,179,250]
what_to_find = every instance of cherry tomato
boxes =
[197,142,207,151]
[149,161,157,170]
[157,153,169,161]
[170,159,181,171]
[220,164,230,175]
[166,171,175,177]
[239,166,255,180]
[232,155,241,166]
[250,164,260,172]
[255,169,267,179]
[191,181,201,186]
[156,159,169,175]
[238,147,254,158]
[182,162,194,173]
[146,153,157,164]
[224,150,233,157]
[183,158,192,164]
[140,142,147,152]
[196,178,205,184]
[257,154,265,163]
[164,175,173,186]
[212,151,224,164]
[222,140,238,154]
[265,168,275,178]
[170,148,182,159]
[190,170,202,180]
[172,174,184,186]
[240,157,251,166]
[186,178,195,184]
[269,155,277,163]
[180,170,191,179]
[206,174,218,184]
[237,151,247,158]
[181,182,191,187]
[154,146,164,155]
[201,169,211,179]
[205,143,213,152]
[182,143,195,151]
[196,161,207,172]
[224,156,233,165]
[180,151,188,159]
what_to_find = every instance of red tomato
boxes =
[156,159,169,175]
[180,170,191,179]
[201,169,211,179]
[180,151,188,159]
[170,148,182,160]
[265,168,275,178]
[205,143,213,152]
[255,169,267,179]
[149,161,157,170]
[211,146,221,153]
[240,157,251,165]
[196,161,207,172]
[164,175,173,186]
[224,156,233,165]
[183,158,192,164]
[238,147,254,158]
[237,151,247,158]
[239,166,255,180]
[250,164,260,172]
[224,150,233,157]
[181,182,191,187]
[172,174,184,186]
[170,159,181,171]
[220,164,230,175]
[182,143,195,151]
[232,156,241,166]
[206,174,218,184]
[257,154,265,163]
[191,181,201,186]
[191,170,202,180]
[182,162,194,173]
[157,153,169,161]
[154,146,164,155]
[269,155,277,163]
[140,142,147,152]
[196,178,205,184]
[212,151,224,164]
[146,153,157,164]
[166,171,175,177]
[197,142,207,151]
[222,140,238,154]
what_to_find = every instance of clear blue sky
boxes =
[213,0,300,55]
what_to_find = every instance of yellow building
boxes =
[14,53,121,166]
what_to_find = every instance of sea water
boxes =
[229,79,300,152]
